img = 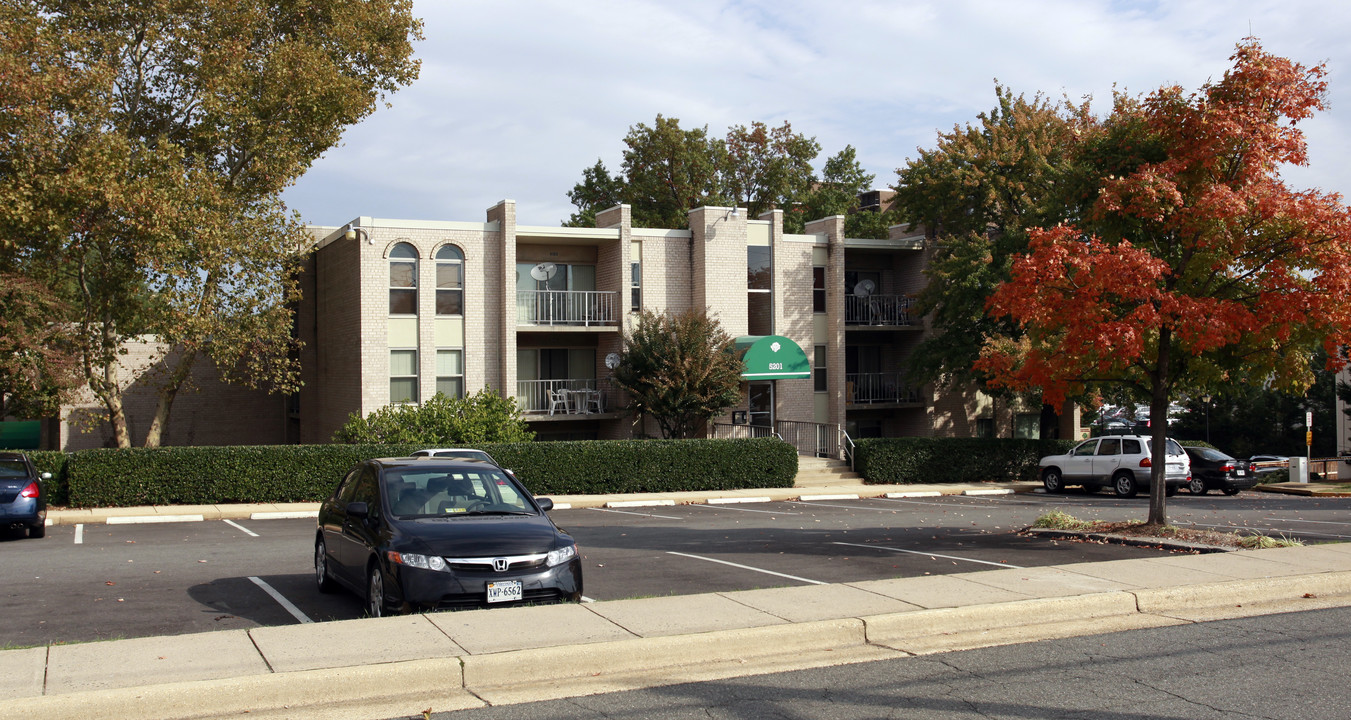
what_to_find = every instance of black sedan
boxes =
[315,457,582,616]
[0,452,49,539]
[1184,446,1258,496]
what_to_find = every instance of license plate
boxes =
[1236,470,1246,476]
[486,580,522,603]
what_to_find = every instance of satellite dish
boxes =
[853,279,876,298]
[529,262,558,281]
[605,352,621,370]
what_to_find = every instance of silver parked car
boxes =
[1039,435,1191,498]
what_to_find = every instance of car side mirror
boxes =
[536,497,554,512]
[346,501,369,518]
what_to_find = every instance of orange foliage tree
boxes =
[975,40,1351,525]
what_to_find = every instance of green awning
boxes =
[733,335,811,380]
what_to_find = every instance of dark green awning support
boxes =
[733,335,811,380]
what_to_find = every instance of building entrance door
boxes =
[748,382,774,430]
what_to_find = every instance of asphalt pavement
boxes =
[4,480,1351,720]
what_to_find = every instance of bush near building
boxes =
[56,437,797,508]
[856,437,1078,484]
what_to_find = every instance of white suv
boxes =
[1039,435,1191,497]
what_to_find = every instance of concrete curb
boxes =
[1023,527,1233,553]
[9,570,1351,719]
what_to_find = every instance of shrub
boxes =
[855,437,1077,484]
[63,437,797,507]
[333,388,534,444]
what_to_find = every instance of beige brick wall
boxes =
[60,339,284,449]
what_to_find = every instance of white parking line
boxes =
[73,523,83,545]
[588,507,683,520]
[248,576,313,624]
[106,514,205,525]
[223,519,259,537]
[1265,517,1351,527]
[687,503,800,516]
[832,541,1026,569]
[666,551,826,585]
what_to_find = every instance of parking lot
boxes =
[2,490,1348,648]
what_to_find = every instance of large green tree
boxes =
[0,0,423,447]
[894,86,1095,389]
[612,309,744,439]
[565,116,874,232]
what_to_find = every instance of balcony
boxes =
[845,294,915,327]
[846,373,922,406]
[517,378,615,416]
[516,290,618,327]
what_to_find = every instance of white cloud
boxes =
[282,0,1351,227]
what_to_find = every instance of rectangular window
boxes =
[390,349,418,403]
[630,262,642,312]
[390,260,417,315]
[436,349,463,399]
[814,345,827,392]
[436,263,463,315]
[748,246,772,336]
[976,418,994,438]
[813,266,825,313]
[1014,413,1040,440]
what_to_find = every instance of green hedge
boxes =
[62,438,798,508]
[855,437,1078,484]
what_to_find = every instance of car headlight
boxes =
[387,551,448,572]
[546,544,576,567]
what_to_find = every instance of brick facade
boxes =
[48,199,1083,450]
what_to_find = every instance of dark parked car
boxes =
[1184,446,1258,495]
[315,457,581,616]
[0,452,49,539]
[1248,454,1290,477]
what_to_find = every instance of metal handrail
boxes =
[711,423,783,441]
[516,378,611,414]
[845,294,914,326]
[845,373,921,405]
[516,290,617,327]
[840,428,855,472]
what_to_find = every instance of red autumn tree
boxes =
[975,39,1351,526]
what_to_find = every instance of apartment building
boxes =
[28,197,1080,451]
[288,200,1080,453]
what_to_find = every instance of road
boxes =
[2,490,1348,647]
[421,605,1351,719]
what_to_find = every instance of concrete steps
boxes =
[793,456,864,487]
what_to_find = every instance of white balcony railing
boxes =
[516,290,617,327]
[846,373,921,405]
[516,378,612,415]
[845,294,915,326]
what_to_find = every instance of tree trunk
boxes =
[1147,329,1172,527]
[143,346,197,448]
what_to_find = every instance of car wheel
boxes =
[1189,477,1207,495]
[28,522,45,539]
[314,538,337,593]
[1222,487,1241,496]
[1042,468,1065,493]
[366,563,386,618]
[1112,472,1138,498]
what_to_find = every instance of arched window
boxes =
[435,245,463,316]
[389,243,417,315]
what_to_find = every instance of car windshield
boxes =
[385,467,533,519]
[0,460,30,478]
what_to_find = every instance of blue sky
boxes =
[281,0,1351,228]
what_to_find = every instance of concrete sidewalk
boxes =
[9,483,1351,719]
